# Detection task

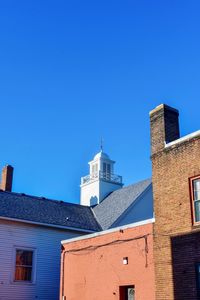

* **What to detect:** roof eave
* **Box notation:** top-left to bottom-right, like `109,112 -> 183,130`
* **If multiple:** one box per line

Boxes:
0,216 -> 97,233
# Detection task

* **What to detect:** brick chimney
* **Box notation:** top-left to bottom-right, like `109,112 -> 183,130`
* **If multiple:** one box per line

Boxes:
150,104 -> 180,156
1,165 -> 14,192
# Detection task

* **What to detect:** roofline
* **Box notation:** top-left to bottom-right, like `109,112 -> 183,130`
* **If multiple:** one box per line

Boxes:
61,217 -> 155,245
108,182 -> 152,229
165,130 -> 200,149
88,159 -> 115,164
0,216 -> 96,233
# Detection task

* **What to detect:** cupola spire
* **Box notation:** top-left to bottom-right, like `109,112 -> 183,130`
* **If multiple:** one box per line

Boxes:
100,137 -> 104,152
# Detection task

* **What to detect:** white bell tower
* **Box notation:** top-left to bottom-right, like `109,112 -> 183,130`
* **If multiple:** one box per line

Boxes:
80,150 -> 123,206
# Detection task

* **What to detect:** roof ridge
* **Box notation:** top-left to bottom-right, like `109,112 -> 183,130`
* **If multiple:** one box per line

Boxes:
109,183 -> 152,228
93,177 -> 153,230
121,178 -> 152,189
101,177 -> 152,199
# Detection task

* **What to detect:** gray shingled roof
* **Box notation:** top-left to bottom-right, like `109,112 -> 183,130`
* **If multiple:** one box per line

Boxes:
93,178 -> 152,230
0,191 -> 101,232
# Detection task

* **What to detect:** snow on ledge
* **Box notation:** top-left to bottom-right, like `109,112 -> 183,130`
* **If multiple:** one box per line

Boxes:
165,130 -> 200,149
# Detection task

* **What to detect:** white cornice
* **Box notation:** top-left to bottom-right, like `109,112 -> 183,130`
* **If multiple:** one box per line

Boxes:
165,130 -> 200,149
61,218 -> 155,245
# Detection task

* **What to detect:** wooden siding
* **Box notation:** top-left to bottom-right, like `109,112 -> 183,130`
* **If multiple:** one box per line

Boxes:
0,219 -> 83,300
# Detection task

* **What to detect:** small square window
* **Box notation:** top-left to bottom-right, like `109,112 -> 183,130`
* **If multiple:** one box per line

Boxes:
14,248 -> 35,283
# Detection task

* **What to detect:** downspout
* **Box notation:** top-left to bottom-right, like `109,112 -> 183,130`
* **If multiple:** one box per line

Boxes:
61,246 -> 66,300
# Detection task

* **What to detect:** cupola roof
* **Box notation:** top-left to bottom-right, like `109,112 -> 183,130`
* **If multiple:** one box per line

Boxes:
93,151 -> 110,160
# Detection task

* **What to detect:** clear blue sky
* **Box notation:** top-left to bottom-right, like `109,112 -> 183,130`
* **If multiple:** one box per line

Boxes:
0,0 -> 200,203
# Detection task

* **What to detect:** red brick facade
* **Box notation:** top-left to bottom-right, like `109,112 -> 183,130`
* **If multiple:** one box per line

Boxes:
150,104 -> 200,300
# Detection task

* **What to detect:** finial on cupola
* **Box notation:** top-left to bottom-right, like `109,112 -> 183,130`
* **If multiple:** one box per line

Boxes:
100,137 -> 104,152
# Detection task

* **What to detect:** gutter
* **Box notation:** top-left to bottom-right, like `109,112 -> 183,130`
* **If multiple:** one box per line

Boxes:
61,217 -> 155,244
165,130 -> 200,149
0,216 -> 96,233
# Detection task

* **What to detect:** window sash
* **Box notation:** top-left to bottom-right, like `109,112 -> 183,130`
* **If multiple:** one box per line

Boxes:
126,287 -> 135,300
195,200 -> 200,222
16,250 -> 33,266
14,249 -> 34,282
15,266 -> 32,281
194,179 -> 200,201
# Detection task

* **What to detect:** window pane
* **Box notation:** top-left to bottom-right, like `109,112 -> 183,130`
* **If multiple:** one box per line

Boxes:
16,250 -> 33,266
120,286 -> 135,300
15,266 -> 32,281
127,288 -> 135,300
195,191 -> 200,201
195,200 -> 200,222
107,164 -> 111,174
194,179 -> 200,200
194,179 -> 200,190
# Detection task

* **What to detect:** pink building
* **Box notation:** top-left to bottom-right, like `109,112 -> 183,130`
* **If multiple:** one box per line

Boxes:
60,219 -> 155,300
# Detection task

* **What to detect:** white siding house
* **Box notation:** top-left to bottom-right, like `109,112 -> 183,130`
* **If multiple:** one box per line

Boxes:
0,219 -> 83,300
0,188 -> 101,300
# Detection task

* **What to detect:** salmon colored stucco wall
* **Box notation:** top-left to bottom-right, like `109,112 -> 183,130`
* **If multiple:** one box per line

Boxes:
60,222 -> 155,300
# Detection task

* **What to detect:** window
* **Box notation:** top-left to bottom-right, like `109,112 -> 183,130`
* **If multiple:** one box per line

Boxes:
120,286 -> 135,300
14,248 -> 35,282
103,163 -> 111,180
92,164 -> 98,178
191,177 -> 200,223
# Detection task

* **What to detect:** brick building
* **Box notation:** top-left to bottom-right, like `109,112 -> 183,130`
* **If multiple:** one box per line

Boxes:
61,103 -> 200,300
150,104 -> 200,300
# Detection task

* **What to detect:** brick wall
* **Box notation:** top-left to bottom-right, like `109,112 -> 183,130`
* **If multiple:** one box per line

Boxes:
150,104 -> 200,300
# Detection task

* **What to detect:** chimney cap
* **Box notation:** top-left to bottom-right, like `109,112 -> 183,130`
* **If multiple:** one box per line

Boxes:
149,104 -> 179,116
4,164 -> 13,169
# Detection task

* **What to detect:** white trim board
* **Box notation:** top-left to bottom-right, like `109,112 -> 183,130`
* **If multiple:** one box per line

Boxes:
165,130 -> 200,149
0,216 -> 95,233
61,218 -> 155,245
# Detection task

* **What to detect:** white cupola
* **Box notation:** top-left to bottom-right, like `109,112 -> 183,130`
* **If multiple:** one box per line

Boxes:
80,150 -> 123,206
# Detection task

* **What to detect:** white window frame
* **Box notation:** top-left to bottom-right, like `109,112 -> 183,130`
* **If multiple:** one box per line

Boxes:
11,246 -> 37,285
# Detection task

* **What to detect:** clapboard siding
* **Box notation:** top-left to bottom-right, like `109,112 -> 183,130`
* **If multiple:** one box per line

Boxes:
0,219 -> 83,300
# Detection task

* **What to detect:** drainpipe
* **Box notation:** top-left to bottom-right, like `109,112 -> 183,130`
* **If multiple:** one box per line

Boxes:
61,246 -> 66,300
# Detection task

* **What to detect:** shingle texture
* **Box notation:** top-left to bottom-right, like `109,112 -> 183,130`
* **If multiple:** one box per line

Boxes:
93,178 -> 152,230
0,179 -> 152,232
0,191 -> 101,231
